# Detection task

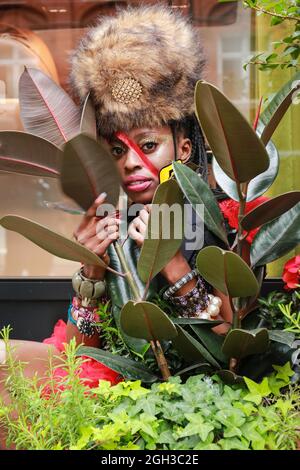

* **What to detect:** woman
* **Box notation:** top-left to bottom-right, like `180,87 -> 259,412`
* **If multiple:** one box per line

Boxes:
0,5 -> 231,405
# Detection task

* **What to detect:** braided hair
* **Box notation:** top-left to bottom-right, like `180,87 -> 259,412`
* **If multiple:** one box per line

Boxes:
170,115 -> 208,182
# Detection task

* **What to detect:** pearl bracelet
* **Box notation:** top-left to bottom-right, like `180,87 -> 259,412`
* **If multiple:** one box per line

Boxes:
166,275 -> 222,320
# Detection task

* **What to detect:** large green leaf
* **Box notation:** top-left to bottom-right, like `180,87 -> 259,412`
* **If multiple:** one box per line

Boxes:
19,67 -> 80,147
250,202 -> 300,267
61,133 -> 120,210
173,318 -> 224,326
241,191 -> 300,231
196,246 -> 259,298
0,131 -> 61,178
172,325 -> 221,368
195,81 -> 269,183
212,138 -> 279,202
106,238 -> 153,355
268,330 -> 295,348
191,325 -> 228,363
260,71 -> 300,145
222,328 -> 269,359
77,346 -> 158,383
80,93 -> 97,140
216,370 -> 244,385
0,215 -> 107,268
172,161 -> 228,245
137,179 -> 184,283
120,300 -> 177,342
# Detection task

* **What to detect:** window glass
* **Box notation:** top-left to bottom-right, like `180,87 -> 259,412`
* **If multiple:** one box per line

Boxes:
0,1 -> 297,277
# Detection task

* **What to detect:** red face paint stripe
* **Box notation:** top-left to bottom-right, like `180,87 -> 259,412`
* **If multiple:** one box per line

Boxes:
115,131 -> 159,177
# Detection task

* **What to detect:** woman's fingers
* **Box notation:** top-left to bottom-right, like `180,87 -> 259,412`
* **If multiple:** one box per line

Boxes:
128,220 -> 145,247
138,207 -> 150,225
73,192 -> 108,237
77,216 -> 120,244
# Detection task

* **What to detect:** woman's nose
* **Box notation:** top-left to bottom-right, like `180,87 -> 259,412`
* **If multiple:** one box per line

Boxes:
124,148 -> 142,170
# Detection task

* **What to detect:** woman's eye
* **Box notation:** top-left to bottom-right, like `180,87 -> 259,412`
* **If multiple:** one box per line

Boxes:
111,146 -> 125,157
141,141 -> 158,153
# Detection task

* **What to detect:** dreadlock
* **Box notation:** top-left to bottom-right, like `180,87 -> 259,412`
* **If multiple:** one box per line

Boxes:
170,115 -> 208,182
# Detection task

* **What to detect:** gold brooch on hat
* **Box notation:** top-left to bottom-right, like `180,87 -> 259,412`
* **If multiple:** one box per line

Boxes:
111,77 -> 142,104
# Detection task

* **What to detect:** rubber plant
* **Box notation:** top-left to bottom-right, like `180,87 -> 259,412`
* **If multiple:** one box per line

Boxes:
0,68 -> 185,381
0,67 -> 300,383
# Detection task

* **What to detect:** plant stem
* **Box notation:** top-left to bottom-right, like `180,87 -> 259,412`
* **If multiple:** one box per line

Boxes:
113,240 -> 172,380
114,241 -> 141,301
151,340 -> 171,381
248,4 -> 299,22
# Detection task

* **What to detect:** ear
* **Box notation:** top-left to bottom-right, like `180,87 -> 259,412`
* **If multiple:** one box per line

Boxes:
177,136 -> 192,164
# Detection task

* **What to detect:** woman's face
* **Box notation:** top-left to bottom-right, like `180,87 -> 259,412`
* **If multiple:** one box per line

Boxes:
107,125 -> 192,204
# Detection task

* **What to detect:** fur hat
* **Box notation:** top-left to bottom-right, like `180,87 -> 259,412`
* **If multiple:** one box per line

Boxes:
70,4 -> 205,137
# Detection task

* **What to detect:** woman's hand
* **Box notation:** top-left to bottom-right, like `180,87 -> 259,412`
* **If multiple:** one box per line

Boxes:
128,205 -> 196,295
73,192 -> 121,279
128,204 -> 151,247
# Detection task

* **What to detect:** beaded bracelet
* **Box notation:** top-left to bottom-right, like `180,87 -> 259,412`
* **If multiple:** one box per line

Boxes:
167,275 -> 223,320
163,269 -> 198,300
68,296 -> 101,337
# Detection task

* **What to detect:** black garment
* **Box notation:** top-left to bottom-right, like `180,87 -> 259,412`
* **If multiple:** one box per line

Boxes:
153,200 -> 225,292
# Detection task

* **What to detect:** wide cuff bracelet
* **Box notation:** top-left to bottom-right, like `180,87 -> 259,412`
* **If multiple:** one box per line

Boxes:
72,266 -> 106,304
162,269 -> 198,300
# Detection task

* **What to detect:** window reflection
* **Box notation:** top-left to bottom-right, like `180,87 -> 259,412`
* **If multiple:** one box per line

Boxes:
0,1 -> 278,277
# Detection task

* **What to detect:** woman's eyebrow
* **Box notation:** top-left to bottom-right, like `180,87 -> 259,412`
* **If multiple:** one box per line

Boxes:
133,130 -> 162,138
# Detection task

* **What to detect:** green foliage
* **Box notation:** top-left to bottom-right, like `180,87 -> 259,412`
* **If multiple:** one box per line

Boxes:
242,0 -> 300,71
258,289 -> 300,335
197,246 -> 260,297
0,332 -> 299,450
120,300 -> 178,341
137,179 -> 184,283
278,292 -> 300,335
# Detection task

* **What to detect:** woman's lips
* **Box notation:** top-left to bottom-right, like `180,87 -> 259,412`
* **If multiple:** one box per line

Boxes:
125,180 -> 152,192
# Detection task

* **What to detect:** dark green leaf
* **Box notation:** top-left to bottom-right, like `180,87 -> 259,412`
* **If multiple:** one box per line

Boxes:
268,330 -> 295,348
0,131 -> 61,178
77,346 -> 158,383
172,325 -> 221,368
0,215 -> 107,267
195,81 -> 269,183
173,318 -> 224,326
191,325 -> 228,363
222,328 -> 269,359
197,246 -> 259,298
80,93 -> 97,140
260,71 -> 300,145
215,370 -> 244,385
120,300 -> 178,341
212,138 -> 279,201
175,363 -> 212,376
172,161 -> 228,245
61,133 -> 120,210
137,179 -> 184,283
241,191 -> 300,231
250,202 -> 300,266
106,238 -> 152,355
19,67 -> 80,147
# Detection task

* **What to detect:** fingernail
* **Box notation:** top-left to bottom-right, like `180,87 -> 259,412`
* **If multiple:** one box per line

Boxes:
96,192 -> 107,202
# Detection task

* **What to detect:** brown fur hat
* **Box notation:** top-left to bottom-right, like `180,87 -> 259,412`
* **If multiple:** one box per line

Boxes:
70,4 -> 205,137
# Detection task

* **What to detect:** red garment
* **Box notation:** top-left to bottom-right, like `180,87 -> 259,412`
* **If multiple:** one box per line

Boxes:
43,319 -> 121,388
218,196 -> 269,244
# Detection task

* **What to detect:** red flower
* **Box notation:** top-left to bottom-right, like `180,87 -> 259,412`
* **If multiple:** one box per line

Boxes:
219,196 -> 269,244
42,320 -> 121,393
282,255 -> 300,290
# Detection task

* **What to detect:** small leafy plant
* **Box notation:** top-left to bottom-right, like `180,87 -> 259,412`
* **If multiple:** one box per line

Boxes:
227,0 -> 300,71
0,327 -> 299,451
